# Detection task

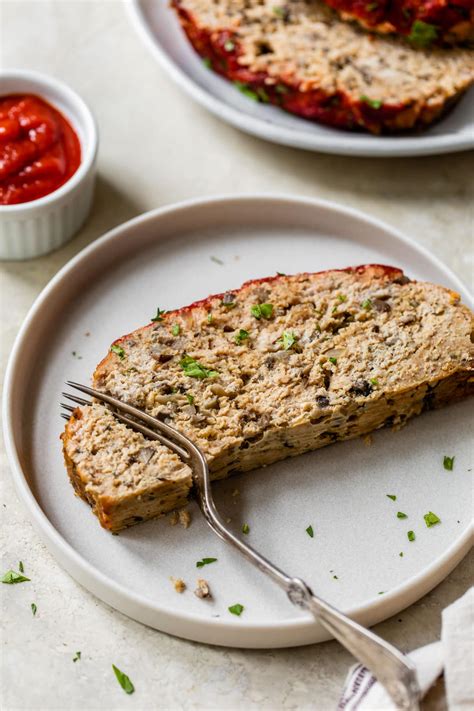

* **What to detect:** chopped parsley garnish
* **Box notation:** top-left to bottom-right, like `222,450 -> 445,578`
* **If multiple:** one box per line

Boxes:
228,603 -> 244,616
443,456 -> 455,471
210,255 -> 224,265
19,561 -> 24,573
180,356 -> 218,379
278,330 -> 298,351
73,651 -> 81,662
251,303 -> 274,320
399,552 -> 404,557
361,299 -> 372,310
276,271 -> 286,276
407,531 -> 415,542
397,512 -> 408,519
234,329 -> 249,345
220,299 -> 236,309
224,40 -> 235,52
202,57 -> 212,69
186,393 -> 195,404
111,344 -> 125,359
370,378 -> 379,386
408,20 -> 438,47
306,525 -> 314,538
337,294 -> 347,303
242,523 -> 250,535
171,323 -> 180,336
378,591 -> 385,595
386,494 -> 397,501
207,312 -> 213,323
424,511 -> 441,527
196,557 -> 218,568
328,357 -> 337,365
151,307 -> 166,322
360,95 -> 382,110
112,664 -> 135,694
31,603 -> 37,615
2,569 -> 30,584
333,575 -> 339,580
234,81 -> 260,102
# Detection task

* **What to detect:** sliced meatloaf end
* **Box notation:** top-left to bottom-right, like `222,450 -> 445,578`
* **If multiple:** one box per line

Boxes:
320,0 -> 474,45
63,265 -> 474,531
171,0 -> 474,134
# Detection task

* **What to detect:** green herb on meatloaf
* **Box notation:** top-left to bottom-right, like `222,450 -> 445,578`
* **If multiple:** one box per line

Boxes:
234,81 -> 260,102
151,307 -> 166,322
110,344 -> 125,359
251,303 -> 274,320
180,356 -> 218,379
408,20 -> 438,47
171,323 -> 180,336
360,95 -> 382,110
277,330 -> 298,351
112,665 -> 135,694
224,40 -> 235,52
234,329 -> 250,345
329,357 -> 338,365
361,299 -> 373,310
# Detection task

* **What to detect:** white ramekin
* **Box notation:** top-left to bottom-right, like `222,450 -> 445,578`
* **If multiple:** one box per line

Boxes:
0,70 -> 98,260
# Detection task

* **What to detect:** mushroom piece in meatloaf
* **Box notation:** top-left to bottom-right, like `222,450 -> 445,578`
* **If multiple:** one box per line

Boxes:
62,265 -> 474,532
171,0 -> 474,133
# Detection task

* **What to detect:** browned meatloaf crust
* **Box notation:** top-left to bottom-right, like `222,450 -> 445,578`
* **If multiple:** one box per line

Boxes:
171,0 -> 474,134
321,0 -> 474,45
62,265 -> 474,532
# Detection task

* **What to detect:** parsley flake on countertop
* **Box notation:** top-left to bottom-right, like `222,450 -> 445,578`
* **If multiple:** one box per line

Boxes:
443,456 -> 455,471
73,651 -> 81,662
110,344 -> 125,359
180,356 -> 218,379
397,512 -> 408,519
306,525 -> 314,538
228,603 -> 244,616
234,329 -> 249,345
242,523 -> 250,535
386,494 -> 397,501
424,511 -> 441,527
196,557 -> 218,568
31,603 -> 37,615
112,664 -> 135,694
151,307 -> 166,322
251,303 -> 274,320
2,569 -> 30,584
407,531 -> 415,542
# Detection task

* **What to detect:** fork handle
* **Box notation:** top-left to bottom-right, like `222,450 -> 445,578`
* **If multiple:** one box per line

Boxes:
287,578 -> 420,710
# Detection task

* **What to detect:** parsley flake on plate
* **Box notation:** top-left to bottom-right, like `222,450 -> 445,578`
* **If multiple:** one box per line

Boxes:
386,494 -> 397,501
180,356 -> 218,379
242,523 -> 250,535
210,255 -> 224,265
397,512 -> 408,519
228,603 -> 244,616
202,57 -> 212,69
110,344 -> 125,359
19,561 -> 24,573
306,525 -> 314,538
407,531 -> 415,542
73,651 -> 81,662
31,603 -> 37,616
112,664 -> 135,694
251,303 -> 274,320
2,569 -> 30,584
443,456 -> 455,471
196,557 -> 218,568
151,307 -> 166,322
424,511 -> 441,527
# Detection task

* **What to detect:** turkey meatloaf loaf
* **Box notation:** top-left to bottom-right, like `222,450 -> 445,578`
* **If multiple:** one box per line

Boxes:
62,265 -> 474,532
171,0 -> 474,133
321,0 -> 474,45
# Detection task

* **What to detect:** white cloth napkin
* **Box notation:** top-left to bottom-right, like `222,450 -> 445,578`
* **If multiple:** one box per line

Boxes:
338,587 -> 473,710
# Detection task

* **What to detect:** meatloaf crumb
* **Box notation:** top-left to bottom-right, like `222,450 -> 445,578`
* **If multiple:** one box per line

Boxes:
194,579 -> 212,598
171,0 -> 474,133
171,577 -> 187,593
63,265 -> 473,532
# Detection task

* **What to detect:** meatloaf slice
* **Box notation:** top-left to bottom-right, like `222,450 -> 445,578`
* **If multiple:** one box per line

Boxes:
171,0 -> 474,133
320,0 -> 474,45
63,265 -> 474,532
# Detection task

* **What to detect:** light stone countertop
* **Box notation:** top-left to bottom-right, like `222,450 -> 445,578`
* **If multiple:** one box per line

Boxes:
1,2 -> 473,709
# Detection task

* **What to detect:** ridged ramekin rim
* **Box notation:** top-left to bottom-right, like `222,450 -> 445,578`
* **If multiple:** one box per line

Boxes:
0,68 -> 98,214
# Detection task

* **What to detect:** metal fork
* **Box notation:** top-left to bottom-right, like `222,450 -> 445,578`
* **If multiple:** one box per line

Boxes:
62,381 -> 420,710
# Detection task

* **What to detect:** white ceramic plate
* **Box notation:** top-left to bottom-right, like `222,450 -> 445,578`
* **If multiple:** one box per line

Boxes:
4,195 -> 473,648
127,0 -> 474,158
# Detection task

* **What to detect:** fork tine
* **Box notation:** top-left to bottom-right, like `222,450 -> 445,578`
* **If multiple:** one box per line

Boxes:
66,381 -> 194,455
60,414 -> 70,420
62,392 -> 91,407
61,403 -> 76,413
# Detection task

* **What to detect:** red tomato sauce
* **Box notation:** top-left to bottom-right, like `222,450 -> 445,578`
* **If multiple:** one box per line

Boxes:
0,94 -> 81,205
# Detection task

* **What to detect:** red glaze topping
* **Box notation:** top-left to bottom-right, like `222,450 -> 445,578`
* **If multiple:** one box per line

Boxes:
0,94 -> 81,205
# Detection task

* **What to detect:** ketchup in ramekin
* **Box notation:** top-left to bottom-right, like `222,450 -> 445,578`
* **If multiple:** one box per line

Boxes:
0,94 -> 81,205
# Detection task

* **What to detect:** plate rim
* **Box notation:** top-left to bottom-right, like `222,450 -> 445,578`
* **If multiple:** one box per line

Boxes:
126,0 -> 474,158
3,193 -> 473,648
